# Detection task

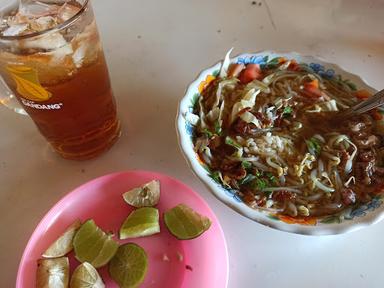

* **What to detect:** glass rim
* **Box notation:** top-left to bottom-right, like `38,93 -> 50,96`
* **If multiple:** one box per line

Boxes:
0,0 -> 90,41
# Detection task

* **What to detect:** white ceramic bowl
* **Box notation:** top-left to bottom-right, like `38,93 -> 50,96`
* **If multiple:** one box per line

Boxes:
176,51 -> 384,235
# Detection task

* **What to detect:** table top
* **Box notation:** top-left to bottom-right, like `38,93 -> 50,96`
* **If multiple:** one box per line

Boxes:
1,0 -> 384,287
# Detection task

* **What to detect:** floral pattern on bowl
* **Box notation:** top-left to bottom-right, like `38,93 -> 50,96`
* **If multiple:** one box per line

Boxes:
177,51 -> 383,235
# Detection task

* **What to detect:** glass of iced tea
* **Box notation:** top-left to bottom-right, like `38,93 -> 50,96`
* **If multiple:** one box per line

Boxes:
0,0 -> 120,160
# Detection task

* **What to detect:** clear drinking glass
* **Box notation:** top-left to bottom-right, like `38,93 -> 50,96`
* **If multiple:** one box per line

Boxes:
0,0 -> 120,160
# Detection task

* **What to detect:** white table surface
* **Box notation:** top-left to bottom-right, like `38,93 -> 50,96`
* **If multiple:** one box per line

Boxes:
1,0 -> 384,287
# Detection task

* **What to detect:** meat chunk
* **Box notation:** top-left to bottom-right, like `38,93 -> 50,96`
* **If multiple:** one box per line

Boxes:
232,118 -> 258,136
348,121 -> 366,133
355,161 -> 375,185
208,135 -> 221,150
358,150 -> 376,162
220,160 -> 247,180
341,188 -> 356,206
354,135 -> 380,149
272,190 -> 296,202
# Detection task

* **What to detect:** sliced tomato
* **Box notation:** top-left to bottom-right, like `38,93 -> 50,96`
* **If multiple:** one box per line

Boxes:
355,89 -> 371,100
287,60 -> 300,71
302,79 -> 322,98
371,108 -> 383,120
238,64 -> 263,84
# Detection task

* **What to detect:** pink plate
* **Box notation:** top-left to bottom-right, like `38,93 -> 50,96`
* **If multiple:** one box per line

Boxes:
16,170 -> 228,288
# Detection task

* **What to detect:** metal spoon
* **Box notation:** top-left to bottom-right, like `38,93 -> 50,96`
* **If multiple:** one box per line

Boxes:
337,89 -> 384,119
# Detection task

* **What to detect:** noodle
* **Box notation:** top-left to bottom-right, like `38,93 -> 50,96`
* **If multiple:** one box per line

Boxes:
192,55 -> 384,218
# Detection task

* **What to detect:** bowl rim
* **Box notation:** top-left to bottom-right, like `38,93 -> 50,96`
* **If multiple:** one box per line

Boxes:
176,49 -> 383,235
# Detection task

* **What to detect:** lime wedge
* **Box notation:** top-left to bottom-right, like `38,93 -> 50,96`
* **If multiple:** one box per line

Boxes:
70,262 -> 105,288
123,180 -> 160,207
73,219 -> 119,268
36,257 -> 69,288
109,243 -> 148,288
42,219 -> 81,258
119,207 -> 160,239
164,204 -> 212,240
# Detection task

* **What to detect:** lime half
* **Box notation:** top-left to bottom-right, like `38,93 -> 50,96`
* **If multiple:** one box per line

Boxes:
123,180 -> 160,207
164,204 -> 212,240
109,243 -> 148,288
119,207 -> 160,239
42,219 -> 81,258
70,262 -> 105,288
36,257 -> 69,288
73,219 -> 119,268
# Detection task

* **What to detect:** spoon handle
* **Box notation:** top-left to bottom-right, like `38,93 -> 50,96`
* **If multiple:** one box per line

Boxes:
340,89 -> 384,118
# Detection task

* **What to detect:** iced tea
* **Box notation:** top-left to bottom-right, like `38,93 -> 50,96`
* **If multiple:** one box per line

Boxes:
0,0 -> 120,160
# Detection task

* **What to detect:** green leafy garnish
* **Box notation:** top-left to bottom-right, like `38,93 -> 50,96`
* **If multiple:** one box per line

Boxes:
214,120 -> 222,135
282,106 -> 293,118
253,178 -> 268,190
345,81 -> 357,91
239,170 -> 278,191
202,128 -> 213,138
260,57 -> 281,70
265,172 -> 278,184
241,161 -> 252,170
306,137 -> 322,156
225,137 -> 241,149
210,171 -> 222,184
263,190 -> 273,198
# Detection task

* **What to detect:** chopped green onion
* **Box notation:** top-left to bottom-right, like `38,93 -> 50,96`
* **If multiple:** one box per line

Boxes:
214,120 -> 222,135
265,172 -> 278,184
263,191 -> 273,198
282,106 -> 293,117
225,136 -> 242,149
202,128 -> 213,138
306,137 -> 322,156
210,171 -> 222,184
253,178 -> 268,190
255,170 -> 262,177
241,161 -> 252,170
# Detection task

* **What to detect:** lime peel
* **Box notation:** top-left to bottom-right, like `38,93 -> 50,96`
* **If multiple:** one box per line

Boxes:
42,219 -> 81,258
123,180 -> 160,207
73,219 -> 119,268
164,204 -> 211,240
119,207 -> 160,239
70,262 -> 105,288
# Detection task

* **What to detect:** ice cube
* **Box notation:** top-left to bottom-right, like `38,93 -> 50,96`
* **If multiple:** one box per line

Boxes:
72,42 -> 86,68
2,23 -> 28,36
30,16 -> 57,31
71,21 -> 100,67
18,1 -> 60,18
50,42 -> 73,61
21,32 -> 69,50
57,3 -> 80,22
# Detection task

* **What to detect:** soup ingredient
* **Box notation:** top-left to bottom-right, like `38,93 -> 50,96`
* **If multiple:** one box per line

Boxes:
109,243 -> 148,288
70,262 -> 105,288
192,50 -> 384,218
73,220 -> 118,268
119,207 -> 160,239
123,180 -> 161,207
42,220 -> 81,258
36,257 -> 69,288
164,204 -> 211,240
